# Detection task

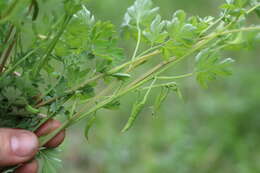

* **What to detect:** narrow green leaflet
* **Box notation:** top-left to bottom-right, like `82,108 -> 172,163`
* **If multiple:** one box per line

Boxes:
84,115 -> 96,140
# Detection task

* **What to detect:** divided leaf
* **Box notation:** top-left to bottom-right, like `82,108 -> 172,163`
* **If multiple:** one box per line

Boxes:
122,0 -> 159,27
195,49 -> 235,88
143,15 -> 168,44
37,148 -> 62,173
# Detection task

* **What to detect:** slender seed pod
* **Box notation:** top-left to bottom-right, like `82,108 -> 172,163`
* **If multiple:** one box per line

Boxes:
152,87 -> 170,117
121,78 -> 156,132
121,101 -> 145,132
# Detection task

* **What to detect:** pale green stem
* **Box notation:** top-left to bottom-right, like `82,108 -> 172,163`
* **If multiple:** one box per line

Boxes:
129,22 -> 142,70
0,49 -> 37,79
247,3 -> 260,14
157,72 -> 193,80
140,81 -> 177,90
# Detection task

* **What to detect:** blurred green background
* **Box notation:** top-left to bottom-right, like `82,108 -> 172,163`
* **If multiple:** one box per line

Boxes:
60,0 -> 260,173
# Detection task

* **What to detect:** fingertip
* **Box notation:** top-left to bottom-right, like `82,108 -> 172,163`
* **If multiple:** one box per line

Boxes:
35,119 -> 65,148
0,129 -> 39,167
15,159 -> 38,173
45,130 -> 65,148
35,119 -> 62,136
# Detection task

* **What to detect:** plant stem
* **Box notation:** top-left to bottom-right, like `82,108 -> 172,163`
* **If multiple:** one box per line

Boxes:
218,26 -> 260,35
0,49 -> 37,79
0,0 -> 19,23
199,16 -> 225,37
157,72 -> 193,80
35,23 -> 260,139
39,120 -> 70,147
32,14 -> 72,78
247,3 -> 260,14
36,50 -> 161,108
129,22 -> 142,70
140,81 -> 177,90
0,37 -> 16,72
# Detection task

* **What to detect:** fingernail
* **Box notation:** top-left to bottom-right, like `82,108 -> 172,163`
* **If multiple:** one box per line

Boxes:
11,132 -> 38,157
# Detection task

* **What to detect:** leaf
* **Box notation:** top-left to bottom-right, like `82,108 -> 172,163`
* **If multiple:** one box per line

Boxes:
163,10 -> 200,59
143,14 -> 168,44
2,87 -> 23,104
91,21 -> 125,67
166,10 -> 187,37
122,0 -> 159,27
37,148 -> 62,173
84,115 -> 96,140
55,6 -> 95,56
195,49 -> 235,88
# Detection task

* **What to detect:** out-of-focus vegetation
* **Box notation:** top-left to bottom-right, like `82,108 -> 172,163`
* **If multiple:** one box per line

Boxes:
60,0 -> 260,173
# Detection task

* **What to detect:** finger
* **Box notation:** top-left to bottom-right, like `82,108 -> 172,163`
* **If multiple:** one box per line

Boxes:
0,128 -> 38,167
15,159 -> 38,173
35,119 -> 65,148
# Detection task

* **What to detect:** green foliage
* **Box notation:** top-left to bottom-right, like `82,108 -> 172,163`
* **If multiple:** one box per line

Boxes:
37,148 -> 62,173
195,48 -> 235,88
84,115 -> 96,140
152,87 -> 170,117
0,0 -> 260,172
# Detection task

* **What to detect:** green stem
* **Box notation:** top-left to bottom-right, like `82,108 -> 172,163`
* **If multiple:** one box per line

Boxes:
35,21 -> 260,139
140,81 -> 177,90
31,113 -> 55,132
218,26 -> 260,35
247,3 -> 260,14
32,14 -> 72,78
0,37 -> 16,72
54,24 -> 260,124
129,22 -> 142,70
199,16 -> 224,37
37,65 -> 65,102
53,4 -> 260,110
36,50 -> 161,108
0,49 -> 37,79
75,23 -> 260,123
39,120 -> 70,147
0,0 -> 19,23
157,72 -> 193,80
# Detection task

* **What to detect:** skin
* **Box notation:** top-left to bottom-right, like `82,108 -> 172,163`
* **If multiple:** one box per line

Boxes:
0,119 -> 65,173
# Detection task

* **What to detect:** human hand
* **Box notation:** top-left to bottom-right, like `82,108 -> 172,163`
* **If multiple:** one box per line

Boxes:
0,119 -> 65,173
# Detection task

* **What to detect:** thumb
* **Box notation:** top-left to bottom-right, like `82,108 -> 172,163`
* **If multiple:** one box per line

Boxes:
0,128 -> 39,167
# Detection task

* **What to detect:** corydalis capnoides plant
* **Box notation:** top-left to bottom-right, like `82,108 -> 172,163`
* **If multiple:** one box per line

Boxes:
0,0 -> 260,172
